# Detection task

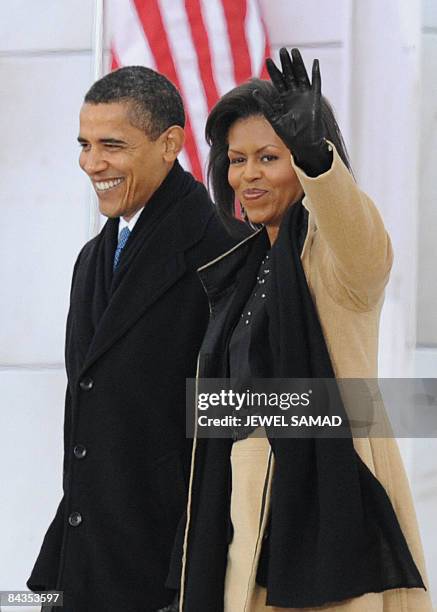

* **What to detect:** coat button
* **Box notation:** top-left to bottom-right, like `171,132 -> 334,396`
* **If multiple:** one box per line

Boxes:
79,377 -> 94,391
73,444 -> 87,459
68,512 -> 82,527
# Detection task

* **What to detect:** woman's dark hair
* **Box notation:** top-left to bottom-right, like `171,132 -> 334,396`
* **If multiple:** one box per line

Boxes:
205,78 -> 352,229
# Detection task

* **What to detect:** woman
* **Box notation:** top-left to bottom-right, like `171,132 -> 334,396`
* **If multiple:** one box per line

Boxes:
172,49 -> 432,611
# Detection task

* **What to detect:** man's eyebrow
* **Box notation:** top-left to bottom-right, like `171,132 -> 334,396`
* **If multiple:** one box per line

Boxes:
77,136 -> 128,145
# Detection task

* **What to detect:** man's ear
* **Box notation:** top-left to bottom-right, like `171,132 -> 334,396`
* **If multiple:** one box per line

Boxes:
162,125 -> 185,162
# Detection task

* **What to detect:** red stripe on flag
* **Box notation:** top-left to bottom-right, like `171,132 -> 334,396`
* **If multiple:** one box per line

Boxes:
185,0 -> 220,110
133,0 -> 203,179
110,45 -> 120,71
222,0 -> 252,84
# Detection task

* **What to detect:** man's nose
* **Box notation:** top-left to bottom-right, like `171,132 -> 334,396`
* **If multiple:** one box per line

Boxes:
81,149 -> 108,175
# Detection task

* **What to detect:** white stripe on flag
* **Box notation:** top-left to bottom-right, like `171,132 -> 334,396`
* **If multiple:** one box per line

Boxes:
178,148 -> 191,174
159,0 -> 210,176
245,0 -> 266,76
108,0 -> 156,68
200,0 -> 236,96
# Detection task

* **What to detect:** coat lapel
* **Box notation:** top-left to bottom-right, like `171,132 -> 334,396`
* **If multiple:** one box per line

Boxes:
79,200 -> 213,376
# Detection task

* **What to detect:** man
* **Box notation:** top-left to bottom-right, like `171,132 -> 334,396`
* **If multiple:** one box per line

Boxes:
27,66 -> 243,612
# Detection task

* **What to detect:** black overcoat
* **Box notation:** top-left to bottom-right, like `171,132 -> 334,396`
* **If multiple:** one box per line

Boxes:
27,162 -> 244,612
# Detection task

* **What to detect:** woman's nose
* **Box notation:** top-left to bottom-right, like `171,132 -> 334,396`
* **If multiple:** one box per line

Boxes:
242,159 -> 262,181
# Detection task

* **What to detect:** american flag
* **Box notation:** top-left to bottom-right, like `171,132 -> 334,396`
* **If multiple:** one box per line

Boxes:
106,0 -> 270,181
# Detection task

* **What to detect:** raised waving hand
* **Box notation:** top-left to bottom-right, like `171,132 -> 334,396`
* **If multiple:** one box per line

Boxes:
254,48 -> 333,176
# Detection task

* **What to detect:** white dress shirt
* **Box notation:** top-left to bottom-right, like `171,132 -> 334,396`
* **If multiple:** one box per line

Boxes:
118,207 -> 144,237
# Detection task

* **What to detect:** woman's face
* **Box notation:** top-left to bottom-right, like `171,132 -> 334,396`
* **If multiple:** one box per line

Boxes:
227,115 -> 303,242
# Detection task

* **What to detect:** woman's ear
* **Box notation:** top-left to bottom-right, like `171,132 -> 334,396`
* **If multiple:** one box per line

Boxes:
162,125 -> 185,162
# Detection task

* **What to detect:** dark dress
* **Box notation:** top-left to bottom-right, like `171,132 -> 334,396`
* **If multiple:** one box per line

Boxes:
228,250 -> 272,440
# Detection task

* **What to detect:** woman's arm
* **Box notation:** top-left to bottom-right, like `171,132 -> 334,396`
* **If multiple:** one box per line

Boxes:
257,47 -> 393,308
292,142 -> 393,308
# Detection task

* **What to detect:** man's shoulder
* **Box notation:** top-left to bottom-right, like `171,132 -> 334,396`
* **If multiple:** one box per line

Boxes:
72,227 -> 108,273
172,170 -> 250,263
189,209 -> 251,267
76,232 -> 101,261
202,211 -> 250,245
175,172 -> 245,233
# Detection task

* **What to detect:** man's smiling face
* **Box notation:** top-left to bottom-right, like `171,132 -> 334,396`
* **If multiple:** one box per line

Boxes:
78,101 -> 170,220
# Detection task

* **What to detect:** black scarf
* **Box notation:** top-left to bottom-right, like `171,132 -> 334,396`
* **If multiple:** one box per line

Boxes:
252,202 -> 425,607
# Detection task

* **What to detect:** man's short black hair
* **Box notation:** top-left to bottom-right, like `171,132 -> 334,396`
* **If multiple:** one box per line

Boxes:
84,66 -> 185,140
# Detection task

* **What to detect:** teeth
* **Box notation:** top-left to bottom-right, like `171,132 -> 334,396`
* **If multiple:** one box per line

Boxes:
95,178 -> 124,191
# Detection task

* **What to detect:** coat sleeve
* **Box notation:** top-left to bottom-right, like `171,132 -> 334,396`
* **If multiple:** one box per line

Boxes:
292,142 -> 394,310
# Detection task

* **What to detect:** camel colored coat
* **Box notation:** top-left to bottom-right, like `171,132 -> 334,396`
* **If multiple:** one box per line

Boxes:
180,146 -> 433,611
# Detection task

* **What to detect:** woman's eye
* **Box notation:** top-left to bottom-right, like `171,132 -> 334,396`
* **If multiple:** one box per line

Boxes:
229,157 -> 244,165
261,154 -> 278,162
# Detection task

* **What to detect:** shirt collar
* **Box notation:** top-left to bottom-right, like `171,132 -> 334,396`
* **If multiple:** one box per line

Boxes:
118,207 -> 144,236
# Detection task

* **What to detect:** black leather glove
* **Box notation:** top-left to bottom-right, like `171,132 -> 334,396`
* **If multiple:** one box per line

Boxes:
254,47 -> 333,177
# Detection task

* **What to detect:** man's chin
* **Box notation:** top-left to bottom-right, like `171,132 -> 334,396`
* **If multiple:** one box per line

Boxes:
97,200 -> 120,218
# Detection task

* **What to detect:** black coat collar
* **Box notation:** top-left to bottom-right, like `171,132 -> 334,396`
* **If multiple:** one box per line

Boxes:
197,208 -> 309,312
197,228 -> 263,309
69,162 -> 217,380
